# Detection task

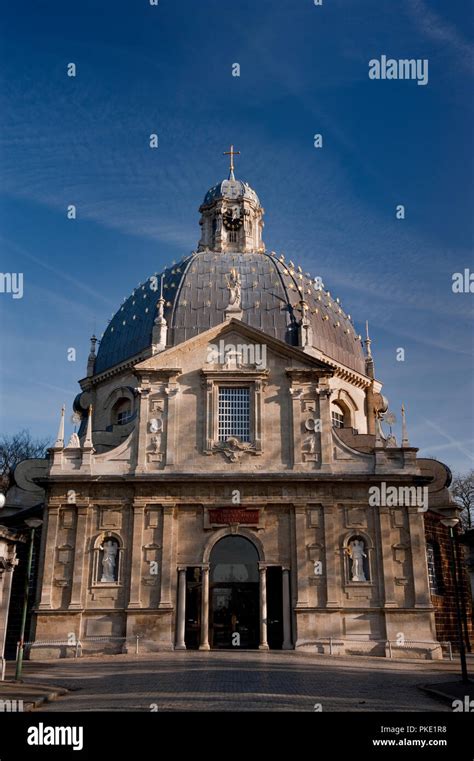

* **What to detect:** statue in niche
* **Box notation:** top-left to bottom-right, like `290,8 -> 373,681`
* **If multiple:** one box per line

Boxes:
348,539 -> 367,582
100,540 -> 118,582
151,434 -> 161,454
226,268 -> 241,309
67,489 -> 76,504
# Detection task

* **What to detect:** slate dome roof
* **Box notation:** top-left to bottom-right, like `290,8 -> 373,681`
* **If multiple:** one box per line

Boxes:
95,250 -> 366,375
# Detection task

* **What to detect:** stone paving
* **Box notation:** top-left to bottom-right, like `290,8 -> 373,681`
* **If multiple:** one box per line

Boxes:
6,651 -> 463,712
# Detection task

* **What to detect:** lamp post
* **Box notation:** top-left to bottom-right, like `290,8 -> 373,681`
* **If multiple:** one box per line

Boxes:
440,516 -> 470,684
14,518 -> 42,681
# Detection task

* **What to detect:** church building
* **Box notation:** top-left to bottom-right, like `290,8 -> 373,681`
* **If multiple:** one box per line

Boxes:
16,149 -> 464,658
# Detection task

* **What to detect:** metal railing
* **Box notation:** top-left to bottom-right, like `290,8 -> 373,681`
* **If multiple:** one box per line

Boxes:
19,635 -> 141,658
386,639 -> 452,660
299,637 -> 452,659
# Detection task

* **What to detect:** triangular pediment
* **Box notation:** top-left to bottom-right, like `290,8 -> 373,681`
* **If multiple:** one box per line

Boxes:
135,318 -> 334,373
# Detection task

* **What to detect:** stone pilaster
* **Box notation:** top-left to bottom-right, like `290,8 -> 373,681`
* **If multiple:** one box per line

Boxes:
158,506 -> 175,609
323,505 -> 341,608
289,388 -> 303,467
408,508 -> 431,608
68,503 -> 90,610
293,506 -> 309,608
318,380 -> 333,468
37,506 -> 60,610
135,382 -> 151,473
378,507 -> 397,608
127,501 -> 145,609
165,382 -> 179,466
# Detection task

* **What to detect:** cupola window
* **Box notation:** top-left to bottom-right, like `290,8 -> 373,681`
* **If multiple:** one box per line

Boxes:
112,398 -> 133,426
332,410 -> 344,429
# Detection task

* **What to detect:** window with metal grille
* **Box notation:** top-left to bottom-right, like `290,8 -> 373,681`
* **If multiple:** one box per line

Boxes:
426,542 -> 442,595
218,387 -> 250,442
332,410 -> 344,429
228,231 -> 237,243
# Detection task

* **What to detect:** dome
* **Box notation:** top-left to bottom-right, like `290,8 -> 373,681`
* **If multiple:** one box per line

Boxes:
94,251 -> 366,375
202,178 -> 260,207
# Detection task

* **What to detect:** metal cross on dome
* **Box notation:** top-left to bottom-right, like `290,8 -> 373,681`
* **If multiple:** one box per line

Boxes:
223,144 -> 240,180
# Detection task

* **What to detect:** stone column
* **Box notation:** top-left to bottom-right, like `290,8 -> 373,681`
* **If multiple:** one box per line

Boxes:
199,565 -> 210,650
379,507 -> 397,608
37,506 -> 60,610
175,567 -> 187,650
282,567 -> 292,649
127,501 -> 145,609
408,508 -> 431,608
68,504 -> 90,610
259,564 -> 269,650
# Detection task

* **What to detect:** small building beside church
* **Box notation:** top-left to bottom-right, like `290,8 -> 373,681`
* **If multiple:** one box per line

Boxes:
14,154 -> 470,659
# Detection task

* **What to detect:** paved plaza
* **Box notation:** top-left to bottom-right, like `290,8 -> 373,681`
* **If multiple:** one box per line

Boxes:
9,651 -> 464,712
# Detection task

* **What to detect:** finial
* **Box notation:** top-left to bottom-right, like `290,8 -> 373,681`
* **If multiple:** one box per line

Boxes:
155,274 -> 166,323
89,334 -> 97,356
223,144 -> 240,180
401,402 -> 410,447
87,335 -> 98,377
365,320 -> 372,359
152,275 -> 168,353
83,404 -> 94,449
54,404 -> 65,449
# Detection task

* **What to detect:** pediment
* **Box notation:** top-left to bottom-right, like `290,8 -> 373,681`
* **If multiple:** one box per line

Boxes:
135,318 -> 334,373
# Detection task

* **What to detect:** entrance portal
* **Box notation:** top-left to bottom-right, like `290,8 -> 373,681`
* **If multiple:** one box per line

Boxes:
209,536 -> 259,649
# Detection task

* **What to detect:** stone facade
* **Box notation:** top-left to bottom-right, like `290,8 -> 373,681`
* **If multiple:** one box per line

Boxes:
15,169 -> 463,659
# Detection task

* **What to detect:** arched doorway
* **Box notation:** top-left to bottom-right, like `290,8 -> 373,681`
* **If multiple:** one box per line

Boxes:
209,536 -> 259,649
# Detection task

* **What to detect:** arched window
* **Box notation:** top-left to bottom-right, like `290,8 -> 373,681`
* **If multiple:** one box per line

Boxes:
331,401 -> 349,429
210,535 -> 259,583
93,535 -> 122,585
426,541 -> 443,595
112,397 -> 133,426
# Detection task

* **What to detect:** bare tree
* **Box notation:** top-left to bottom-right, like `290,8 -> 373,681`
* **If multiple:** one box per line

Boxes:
451,470 -> 474,530
0,429 -> 50,492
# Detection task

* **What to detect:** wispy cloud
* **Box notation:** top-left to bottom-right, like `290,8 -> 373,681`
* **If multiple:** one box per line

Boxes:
0,237 -> 117,308
423,419 -> 474,462
406,0 -> 474,73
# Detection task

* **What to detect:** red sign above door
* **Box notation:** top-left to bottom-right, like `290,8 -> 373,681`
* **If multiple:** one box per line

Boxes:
208,508 -> 260,526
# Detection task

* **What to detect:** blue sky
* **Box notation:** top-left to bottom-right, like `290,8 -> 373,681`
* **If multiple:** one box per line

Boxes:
0,0 -> 473,473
